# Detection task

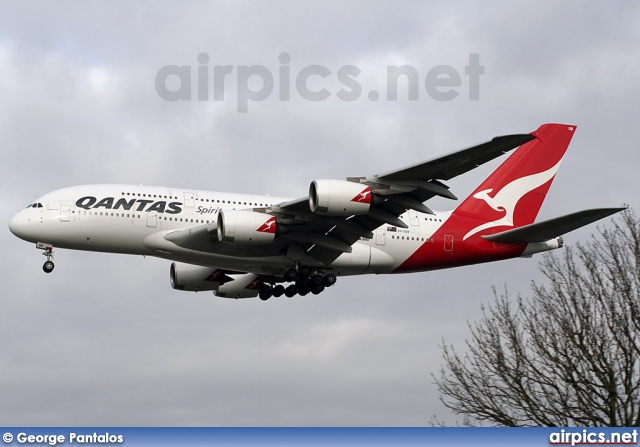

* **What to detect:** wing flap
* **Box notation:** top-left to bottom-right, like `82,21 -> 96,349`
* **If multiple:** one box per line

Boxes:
280,232 -> 353,253
482,208 -> 626,244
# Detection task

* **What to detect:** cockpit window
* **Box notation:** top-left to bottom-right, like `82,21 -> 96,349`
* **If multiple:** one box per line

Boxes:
25,203 -> 43,209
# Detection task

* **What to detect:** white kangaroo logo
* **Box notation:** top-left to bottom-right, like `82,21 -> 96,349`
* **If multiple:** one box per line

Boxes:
463,159 -> 563,240
353,189 -> 371,203
258,217 -> 276,232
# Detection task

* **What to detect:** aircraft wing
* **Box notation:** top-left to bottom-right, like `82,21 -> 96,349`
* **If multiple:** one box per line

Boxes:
159,132 -> 535,265
271,132 -> 535,265
374,134 -> 535,181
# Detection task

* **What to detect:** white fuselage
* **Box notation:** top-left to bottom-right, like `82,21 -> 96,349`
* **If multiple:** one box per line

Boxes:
9,184 -> 452,278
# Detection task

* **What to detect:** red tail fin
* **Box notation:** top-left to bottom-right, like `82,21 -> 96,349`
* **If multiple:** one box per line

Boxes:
454,123 -> 576,239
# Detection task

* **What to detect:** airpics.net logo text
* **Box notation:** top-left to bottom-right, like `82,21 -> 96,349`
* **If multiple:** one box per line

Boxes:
155,52 -> 483,112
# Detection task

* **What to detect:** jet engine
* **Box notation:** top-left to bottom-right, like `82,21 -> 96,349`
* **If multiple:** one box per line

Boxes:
216,210 -> 277,245
170,262 -> 225,292
214,273 -> 262,298
309,179 -> 372,216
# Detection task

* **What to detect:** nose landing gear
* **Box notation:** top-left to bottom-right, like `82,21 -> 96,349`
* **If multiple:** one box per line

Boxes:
37,242 -> 55,273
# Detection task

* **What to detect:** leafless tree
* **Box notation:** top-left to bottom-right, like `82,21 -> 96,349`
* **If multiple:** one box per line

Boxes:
434,208 -> 640,426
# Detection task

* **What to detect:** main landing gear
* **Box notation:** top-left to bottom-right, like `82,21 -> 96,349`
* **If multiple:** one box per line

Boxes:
259,267 -> 337,301
38,243 -> 55,273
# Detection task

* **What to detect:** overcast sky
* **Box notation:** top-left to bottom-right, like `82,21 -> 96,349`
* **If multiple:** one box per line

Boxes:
2,1 -> 639,426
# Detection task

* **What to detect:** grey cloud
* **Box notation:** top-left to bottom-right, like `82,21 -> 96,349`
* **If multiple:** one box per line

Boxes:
1,0 -> 638,426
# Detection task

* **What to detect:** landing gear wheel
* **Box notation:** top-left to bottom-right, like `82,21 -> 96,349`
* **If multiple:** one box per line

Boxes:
297,279 -> 311,296
284,268 -> 298,282
272,285 -> 285,298
43,261 -> 55,273
300,265 -> 312,277
323,273 -> 337,287
311,283 -> 325,295
285,285 -> 297,298
259,285 -> 272,301
310,275 -> 323,286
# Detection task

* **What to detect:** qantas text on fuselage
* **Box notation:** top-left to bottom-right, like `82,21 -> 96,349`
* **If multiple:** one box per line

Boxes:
75,196 -> 183,214
9,124 -> 624,300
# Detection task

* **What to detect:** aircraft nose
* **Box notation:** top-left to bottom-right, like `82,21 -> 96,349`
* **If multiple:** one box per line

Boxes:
9,213 -> 18,235
9,211 -> 27,239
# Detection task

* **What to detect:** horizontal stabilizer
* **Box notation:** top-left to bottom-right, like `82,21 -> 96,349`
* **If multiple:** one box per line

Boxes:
482,207 -> 626,244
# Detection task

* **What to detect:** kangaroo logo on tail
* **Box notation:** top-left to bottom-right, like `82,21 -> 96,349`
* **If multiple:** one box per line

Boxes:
463,159 -> 563,240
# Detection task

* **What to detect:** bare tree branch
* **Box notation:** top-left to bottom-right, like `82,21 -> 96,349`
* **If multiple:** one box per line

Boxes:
434,208 -> 640,426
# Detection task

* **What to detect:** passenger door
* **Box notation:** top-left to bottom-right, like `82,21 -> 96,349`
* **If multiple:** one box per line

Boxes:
60,205 -> 71,222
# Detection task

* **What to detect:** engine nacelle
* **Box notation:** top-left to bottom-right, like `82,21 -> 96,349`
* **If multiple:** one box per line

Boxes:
309,179 -> 372,216
170,262 -> 224,292
216,210 -> 277,245
214,273 -> 262,298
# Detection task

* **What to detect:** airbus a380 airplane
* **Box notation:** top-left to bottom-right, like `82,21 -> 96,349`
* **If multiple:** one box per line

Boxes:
9,124 -> 623,300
